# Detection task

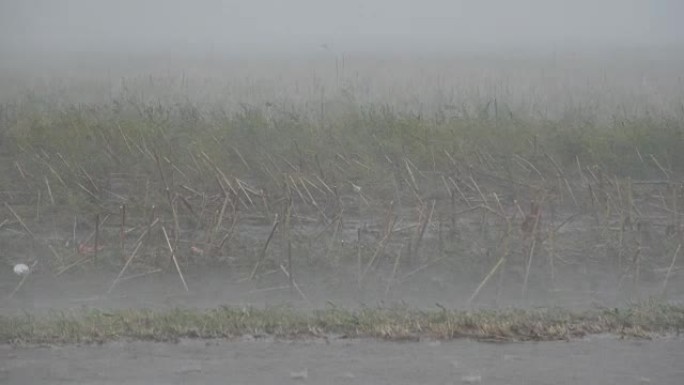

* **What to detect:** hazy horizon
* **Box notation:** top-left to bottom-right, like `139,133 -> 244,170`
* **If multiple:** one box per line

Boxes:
1,0 -> 683,55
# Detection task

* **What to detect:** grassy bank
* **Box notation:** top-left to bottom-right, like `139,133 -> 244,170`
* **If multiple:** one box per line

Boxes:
1,302 -> 683,344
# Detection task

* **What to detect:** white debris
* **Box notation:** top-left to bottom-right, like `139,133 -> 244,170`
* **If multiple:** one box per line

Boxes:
339,372 -> 356,379
290,368 -> 308,380
13,263 -> 30,276
461,374 -> 482,384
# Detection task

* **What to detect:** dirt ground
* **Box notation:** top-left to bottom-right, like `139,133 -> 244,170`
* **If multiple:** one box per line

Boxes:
2,336 -> 683,385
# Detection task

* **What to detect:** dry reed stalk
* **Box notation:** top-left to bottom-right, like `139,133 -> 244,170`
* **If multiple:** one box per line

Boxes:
35,191 -> 40,221
301,176 -> 326,196
449,177 -> 471,207
259,163 -> 279,190
44,176 -> 55,205
230,145 -> 251,170
469,221 -> 513,305
107,239 -> 144,294
120,204 -> 126,259
492,192 -> 506,216
413,199 -> 435,261
385,245 -> 405,297
405,157 -> 425,179
521,202 -> 542,300
297,177 -> 317,207
669,182 -> 679,236
214,194 -> 231,237
404,158 -> 423,204
650,154 -> 671,179
284,198 -> 294,295
249,214 -> 280,280
75,181 -> 99,201
4,202 -> 36,239
116,123 -> 133,153
411,202 -> 426,249
202,151 -> 241,198
279,264 -> 311,305
360,212 -> 397,284
170,197 -> 181,247
397,255 -> 449,285
469,175 -> 488,207
216,201 -> 240,252
289,175 -> 308,205
321,211 -> 344,263
513,154 -> 545,180
178,195 -> 198,220
44,162 -> 67,187
356,228 -> 363,286
633,244 -> 642,299
259,187 -> 272,219
617,246 -> 642,295
545,152 -> 578,208
575,156 -> 589,199
14,161 -> 28,181
94,214 -> 100,262
661,243 -> 681,298
443,149 -> 457,167
351,158 -> 371,171
314,174 -> 335,196
56,255 -> 92,276
448,181 -> 457,240
187,150 -> 205,178
547,225 -> 557,292
300,177 -> 329,223
236,178 -> 256,208
278,154 -> 299,172
469,254 -> 506,306
161,225 -> 189,292
154,152 -> 177,218
72,215 -> 78,253
79,165 -> 100,194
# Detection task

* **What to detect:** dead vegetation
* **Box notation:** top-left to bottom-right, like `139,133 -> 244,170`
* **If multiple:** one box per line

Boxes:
1,96 -> 683,306
0,53 -> 683,314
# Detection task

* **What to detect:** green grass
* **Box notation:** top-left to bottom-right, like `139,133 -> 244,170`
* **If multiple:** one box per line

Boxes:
1,301 -> 683,344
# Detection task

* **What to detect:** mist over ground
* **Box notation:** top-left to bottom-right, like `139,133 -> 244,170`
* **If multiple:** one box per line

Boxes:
1,0 -> 682,54
1,1 -> 683,119
2,2 -> 684,384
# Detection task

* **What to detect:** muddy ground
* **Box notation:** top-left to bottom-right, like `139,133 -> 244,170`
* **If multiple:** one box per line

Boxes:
2,177 -> 683,385
2,336 -> 683,385
2,261 -> 683,315
2,265 -> 683,385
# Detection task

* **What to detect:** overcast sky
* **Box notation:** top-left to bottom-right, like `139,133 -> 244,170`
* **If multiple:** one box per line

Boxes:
1,0 -> 682,53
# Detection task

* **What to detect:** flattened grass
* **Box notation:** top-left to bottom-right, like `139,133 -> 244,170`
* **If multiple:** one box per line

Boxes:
1,301 -> 682,344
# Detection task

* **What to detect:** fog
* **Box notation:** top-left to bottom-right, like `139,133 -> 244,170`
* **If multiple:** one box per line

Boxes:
2,3 -> 684,384
1,0 -> 682,55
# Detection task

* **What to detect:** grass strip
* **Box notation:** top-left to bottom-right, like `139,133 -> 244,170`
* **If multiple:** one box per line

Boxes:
1,301 -> 683,344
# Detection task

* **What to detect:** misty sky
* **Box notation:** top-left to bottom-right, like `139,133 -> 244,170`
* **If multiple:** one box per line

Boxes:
1,0 -> 682,53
